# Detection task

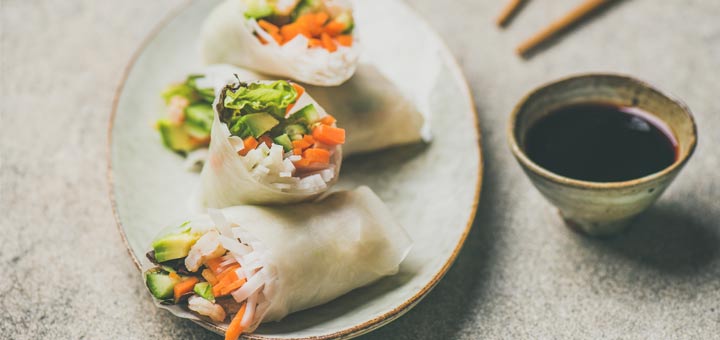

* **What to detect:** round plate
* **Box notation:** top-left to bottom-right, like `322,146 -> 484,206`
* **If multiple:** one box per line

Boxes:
108,0 -> 482,338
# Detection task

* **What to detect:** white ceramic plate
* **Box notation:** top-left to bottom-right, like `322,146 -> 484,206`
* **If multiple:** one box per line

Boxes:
109,0 -> 482,338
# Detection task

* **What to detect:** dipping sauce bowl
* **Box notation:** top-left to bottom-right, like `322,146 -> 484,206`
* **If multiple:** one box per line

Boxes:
508,74 -> 698,236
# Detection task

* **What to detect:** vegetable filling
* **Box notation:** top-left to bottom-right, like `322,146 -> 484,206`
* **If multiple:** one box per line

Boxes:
217,79 -> 345,192
144,218 -> 272,340
244,0 -> 355,52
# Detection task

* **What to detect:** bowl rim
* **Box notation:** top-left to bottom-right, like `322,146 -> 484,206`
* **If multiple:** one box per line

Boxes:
106,0 -> 484,339
507,72 -> 698,190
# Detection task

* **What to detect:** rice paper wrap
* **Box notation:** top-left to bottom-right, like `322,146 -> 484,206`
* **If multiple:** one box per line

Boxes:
143,186 -> 412,333
201,0 -> 360,86
304,63 -> 427,155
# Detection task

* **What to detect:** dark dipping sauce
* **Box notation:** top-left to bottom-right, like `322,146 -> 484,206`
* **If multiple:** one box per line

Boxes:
525,103 -> 678,182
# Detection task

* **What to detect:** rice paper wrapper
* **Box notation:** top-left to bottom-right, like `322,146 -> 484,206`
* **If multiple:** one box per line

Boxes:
199,83 -> 342,207
303,63 -> 427,155
201,0 -> 360,86
142,186 -> 412,333
195,64 -> 427,158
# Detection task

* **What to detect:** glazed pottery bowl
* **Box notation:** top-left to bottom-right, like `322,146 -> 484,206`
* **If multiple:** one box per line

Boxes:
508,74 -> 697,236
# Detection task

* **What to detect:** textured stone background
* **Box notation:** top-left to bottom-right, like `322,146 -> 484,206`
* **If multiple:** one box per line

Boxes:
1,0 -> 719,339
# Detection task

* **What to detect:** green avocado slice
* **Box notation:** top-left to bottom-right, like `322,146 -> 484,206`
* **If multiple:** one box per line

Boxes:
151,229 -> 201,263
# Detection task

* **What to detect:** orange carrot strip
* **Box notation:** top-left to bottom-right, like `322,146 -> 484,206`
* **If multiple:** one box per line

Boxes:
336,34 -> 353,47
239,136 -> 259,156
280,23 -> 301,42
324,20 -> 345,37
258,20 -> 280,34
312,125 -> 345,145
315,12 -> 329,26
294,14 -> 316,36
270,32 -> 283,44
204,257 -> 225,274
294,13 -> 312,27
202,269 -> 219,285
321,33 -> 337,52
212,272 -> 238,297
306,14 -> 324,36
293,148 -> 303,156
292,139 -> 311,150
220,278 -> 247,295
319,115 -> 336,125
216,264 -> 241,283
225,303 -> 247,340
293,158 -> 312,169
291,83 -> 305,99
303,148 -> 330,164
212,282 -> 226,297
174,277 -> 199,302
302,134 -> 315,145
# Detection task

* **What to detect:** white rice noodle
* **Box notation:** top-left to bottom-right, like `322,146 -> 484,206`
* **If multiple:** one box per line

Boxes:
231,269 -> 267,303
282,158 -> 295,173
297,174 -> 327,192
218,256 -> 237,268
215,226 -> 273,332
240,292 -> 258,328
207,209 -> 233,238
273,183 -> 292,191
251,299 -> 272,331
233,266 -> 247,281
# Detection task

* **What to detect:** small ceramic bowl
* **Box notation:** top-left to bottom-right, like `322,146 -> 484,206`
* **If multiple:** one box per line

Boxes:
508,74 -> 698,236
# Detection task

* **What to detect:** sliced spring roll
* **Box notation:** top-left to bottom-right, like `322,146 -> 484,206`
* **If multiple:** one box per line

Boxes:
156,65 -> 426,166
201,0 -> 360,86
200,77 -> 345,207
143,187 -> 412,338
155,75 -> 215,154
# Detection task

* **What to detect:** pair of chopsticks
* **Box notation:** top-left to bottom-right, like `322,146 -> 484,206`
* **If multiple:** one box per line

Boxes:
497,0 -> 613,57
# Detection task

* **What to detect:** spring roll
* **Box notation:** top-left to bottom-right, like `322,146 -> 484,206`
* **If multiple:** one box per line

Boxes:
201,0 -> 360,86
155,65 -> 425,167
143,186 -> 412,338
155,75 -> 215,155
200,77 -> 344,207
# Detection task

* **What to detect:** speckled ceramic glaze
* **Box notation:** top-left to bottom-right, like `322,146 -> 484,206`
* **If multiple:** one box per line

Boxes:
508,74 -> 697,236
109,0 -> 482,338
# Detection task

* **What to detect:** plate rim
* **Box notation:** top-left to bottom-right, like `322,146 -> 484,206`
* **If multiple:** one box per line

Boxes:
106,0 -> 484,338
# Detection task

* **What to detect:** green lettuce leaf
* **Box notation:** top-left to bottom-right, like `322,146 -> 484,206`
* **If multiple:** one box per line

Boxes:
223,80 -> 298,119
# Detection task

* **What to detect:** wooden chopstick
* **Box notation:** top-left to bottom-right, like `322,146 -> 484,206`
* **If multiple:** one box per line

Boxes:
516,0 -> 611,57
496,0 -> 526,27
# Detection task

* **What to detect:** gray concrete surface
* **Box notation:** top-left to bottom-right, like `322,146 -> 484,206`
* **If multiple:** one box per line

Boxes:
1,0 -> 719,339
